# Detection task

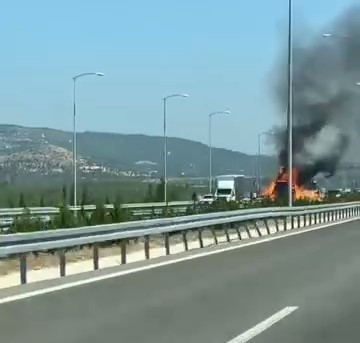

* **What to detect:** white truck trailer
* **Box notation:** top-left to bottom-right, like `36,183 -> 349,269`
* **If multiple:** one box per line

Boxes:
214,174 -> 257,202
214,174 -> 245,202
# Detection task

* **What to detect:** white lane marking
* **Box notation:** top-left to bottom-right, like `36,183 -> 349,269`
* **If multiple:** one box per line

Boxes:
227,306 -> 298,343
0,217 -> 357,304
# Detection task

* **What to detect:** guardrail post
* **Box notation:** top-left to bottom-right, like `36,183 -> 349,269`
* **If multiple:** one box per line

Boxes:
59,250 -> 66,277
121,240 -> 127,264
225,225 -> 231,243
235,224 -> 242,240
19,254 -> 27,285
274,218 -> 279,232
291,215 -> 294,229
245,222 -> 252,238
93,245 -> 99,270
296,215 -> 300,228
164,232 -> 170,255
182,231 -> 188,251
212,227 -> 219,245
264,219 -> 271,235
283,217 -> 288,231
198,229 -> 204,248
254,221 -> 262,236
144,235 -> 150,259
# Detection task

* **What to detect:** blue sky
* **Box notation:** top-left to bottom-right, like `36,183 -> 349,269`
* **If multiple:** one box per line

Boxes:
2,0 -> 357,153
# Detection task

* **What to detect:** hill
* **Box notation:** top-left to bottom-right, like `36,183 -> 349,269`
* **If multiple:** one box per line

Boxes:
0,124 -> 277,183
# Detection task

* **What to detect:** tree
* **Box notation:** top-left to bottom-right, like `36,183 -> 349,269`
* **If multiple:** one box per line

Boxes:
39,194 -> 45,207
91,203 -> 107,225
69,183 -> 74,207
81,186 -> 90,206
155,178 -> 165,202
7,197 -> 14,208
144,184 -> 154,202
18,192 -> 26,208
62,185 -> 67,206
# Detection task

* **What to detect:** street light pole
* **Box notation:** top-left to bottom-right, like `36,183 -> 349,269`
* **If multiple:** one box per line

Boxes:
287,0 -> 293,207
208,111 -> 231,193
163,94 -> 189,204
73,78 -> 77,211
72,72 -> 104,211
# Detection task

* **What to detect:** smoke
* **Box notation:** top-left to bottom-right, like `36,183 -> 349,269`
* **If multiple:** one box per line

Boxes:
273,5 -> 360,185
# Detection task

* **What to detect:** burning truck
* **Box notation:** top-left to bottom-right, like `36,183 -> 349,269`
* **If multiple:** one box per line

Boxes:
262,167 -> 320,201
262,6 -> 360,201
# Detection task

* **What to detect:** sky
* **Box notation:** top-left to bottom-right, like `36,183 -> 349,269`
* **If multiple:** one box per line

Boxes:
2,0 -> 358,154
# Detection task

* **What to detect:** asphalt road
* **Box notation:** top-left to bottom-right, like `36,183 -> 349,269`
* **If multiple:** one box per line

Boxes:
1,220 -> 360,343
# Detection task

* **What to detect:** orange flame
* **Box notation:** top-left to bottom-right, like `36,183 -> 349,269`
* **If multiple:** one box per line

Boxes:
261,167 -> 320,201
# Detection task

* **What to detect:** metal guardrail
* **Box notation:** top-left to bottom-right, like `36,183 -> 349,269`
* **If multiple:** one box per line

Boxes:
0,203 -> 341,246
0,201 -> 194,218
1,202 -> 359,285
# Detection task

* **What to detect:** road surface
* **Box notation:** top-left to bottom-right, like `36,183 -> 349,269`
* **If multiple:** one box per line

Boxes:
1,219 -> 360,342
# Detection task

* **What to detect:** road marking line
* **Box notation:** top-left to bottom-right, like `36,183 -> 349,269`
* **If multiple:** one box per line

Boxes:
0,217 -> 357,304
226,306 -> 298,343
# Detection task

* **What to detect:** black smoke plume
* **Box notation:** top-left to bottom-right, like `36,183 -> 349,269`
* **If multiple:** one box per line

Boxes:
273,6 -> 360,186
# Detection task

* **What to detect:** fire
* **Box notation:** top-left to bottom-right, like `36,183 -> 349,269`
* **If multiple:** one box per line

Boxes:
261,167 -> 320,201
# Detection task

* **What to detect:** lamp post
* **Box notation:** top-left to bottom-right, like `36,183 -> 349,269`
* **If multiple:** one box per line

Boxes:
208,111 -> 231,193
287,0 -> 294,207
163,94 -> 189,204
72,72 -> 104,211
